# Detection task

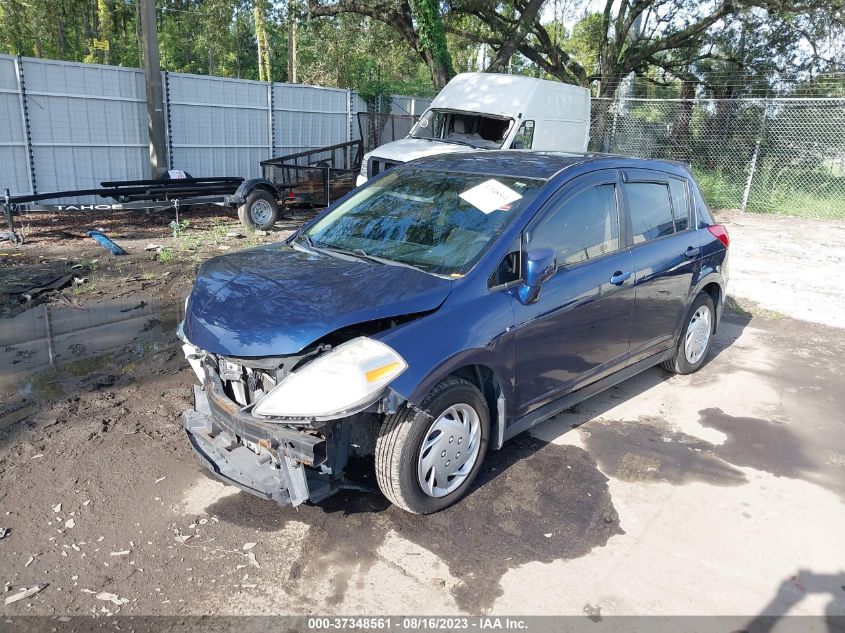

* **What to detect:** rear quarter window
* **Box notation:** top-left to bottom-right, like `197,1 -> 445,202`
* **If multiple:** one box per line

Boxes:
625,182 -> 675,243
669,177 -> 690,231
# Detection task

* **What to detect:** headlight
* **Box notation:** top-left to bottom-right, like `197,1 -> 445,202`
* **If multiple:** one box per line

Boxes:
252,337 -> 407,419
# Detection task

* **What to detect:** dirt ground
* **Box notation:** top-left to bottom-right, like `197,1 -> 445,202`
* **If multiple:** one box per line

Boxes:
0,206 -> 843,620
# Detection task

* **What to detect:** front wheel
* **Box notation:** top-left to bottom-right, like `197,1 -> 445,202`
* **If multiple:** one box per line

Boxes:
662,292 -> 716,374
375,377 -> 489,514
238,189 -> 279,231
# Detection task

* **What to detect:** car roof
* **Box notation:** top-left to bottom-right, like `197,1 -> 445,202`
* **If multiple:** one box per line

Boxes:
407,150 -> 692,181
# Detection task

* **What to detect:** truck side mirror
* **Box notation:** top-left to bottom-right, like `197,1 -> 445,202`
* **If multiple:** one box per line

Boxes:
517,248 -> 557,305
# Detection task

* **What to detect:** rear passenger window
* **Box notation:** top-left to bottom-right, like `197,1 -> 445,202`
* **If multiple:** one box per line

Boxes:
669,178 -> 690,231
528,184 -> 620,265
626,182 -> 675,243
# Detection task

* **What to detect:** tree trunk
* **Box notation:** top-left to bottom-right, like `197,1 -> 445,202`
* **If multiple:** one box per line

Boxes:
287,0 -> 297,83
254,0 -> 271,82
409,0 -> 453,90
589,77 -> 620,152
670,79 -> 696,161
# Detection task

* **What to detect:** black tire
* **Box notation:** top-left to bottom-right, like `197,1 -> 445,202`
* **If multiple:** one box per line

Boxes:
238,189 -> 279,230
662,291 -> 716,375
375,377 -> 490,514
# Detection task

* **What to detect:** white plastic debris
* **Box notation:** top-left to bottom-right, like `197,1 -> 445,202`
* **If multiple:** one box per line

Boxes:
242,542 -> 257,551
246,552 -> 260,569
155,476 -> 166,484
110,550 -> 130,556
64,518 -> 75,529
96,591 -> 128,606
24,555 -> 35,567
5,585 -> 45,605
53,503 -> 62,513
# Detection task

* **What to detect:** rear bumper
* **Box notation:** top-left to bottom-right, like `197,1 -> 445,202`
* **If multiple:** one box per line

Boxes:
182,383 -> 332,507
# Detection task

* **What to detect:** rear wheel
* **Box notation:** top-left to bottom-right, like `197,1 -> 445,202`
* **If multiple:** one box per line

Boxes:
662,292 -> 716,374
238,189 -> 279,230
375,377 -> 489,514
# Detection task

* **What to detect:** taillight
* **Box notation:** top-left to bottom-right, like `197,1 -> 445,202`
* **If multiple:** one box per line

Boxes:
708,224 -> 729,248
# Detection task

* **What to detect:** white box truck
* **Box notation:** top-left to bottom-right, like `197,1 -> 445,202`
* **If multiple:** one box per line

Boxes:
357,72 -> 591,185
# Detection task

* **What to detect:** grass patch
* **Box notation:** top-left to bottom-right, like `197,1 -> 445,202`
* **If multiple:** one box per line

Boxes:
692,166 -> 845,220
71,281 -> 97,296
725,295 -> 785,320
158,248 -> 177,263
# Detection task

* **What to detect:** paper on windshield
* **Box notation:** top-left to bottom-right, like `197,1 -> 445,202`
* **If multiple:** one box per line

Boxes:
459,179 -> 523,214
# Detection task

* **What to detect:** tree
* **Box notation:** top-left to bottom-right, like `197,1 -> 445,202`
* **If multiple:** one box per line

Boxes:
254,0 -> 272,80
306,0 -> 454,88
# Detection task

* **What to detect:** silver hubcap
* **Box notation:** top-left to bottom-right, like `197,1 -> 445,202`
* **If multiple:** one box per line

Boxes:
417,403 -> 482,498
684,305 -> 712,365
250,199 -> 272,225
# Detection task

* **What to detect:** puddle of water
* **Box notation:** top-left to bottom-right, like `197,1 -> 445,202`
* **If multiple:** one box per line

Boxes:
0,296 -> 182,424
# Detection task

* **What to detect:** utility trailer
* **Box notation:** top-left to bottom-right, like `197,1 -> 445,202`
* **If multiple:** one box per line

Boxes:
260,140 -> 362,208
2,174 -> 293,244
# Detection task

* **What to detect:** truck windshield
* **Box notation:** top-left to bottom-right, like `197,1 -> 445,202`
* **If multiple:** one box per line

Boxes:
410,110 -> 513,149
302,168 -> 543,276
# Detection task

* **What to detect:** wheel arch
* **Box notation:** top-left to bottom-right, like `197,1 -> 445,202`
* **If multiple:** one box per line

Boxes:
232,178 -> 280,204
446,364 -> 506,450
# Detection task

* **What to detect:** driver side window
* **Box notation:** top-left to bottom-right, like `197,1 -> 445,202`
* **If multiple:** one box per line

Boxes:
527,184 -> 620,266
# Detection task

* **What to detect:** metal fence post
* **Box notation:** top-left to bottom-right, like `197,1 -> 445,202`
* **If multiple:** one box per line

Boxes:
346,88 -> 352,144
268,81 -> 275,160
14,55 -> 36,194
608,99 -> 619,153
741,101 -> 768,212
163,70 -> 174,171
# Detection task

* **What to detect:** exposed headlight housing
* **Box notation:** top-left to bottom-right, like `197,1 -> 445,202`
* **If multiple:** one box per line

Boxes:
252,337 -> 407,419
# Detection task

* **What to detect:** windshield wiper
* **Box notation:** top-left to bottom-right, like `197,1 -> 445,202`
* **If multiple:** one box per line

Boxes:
291,232 -> 315,251
294,234 -> 434,274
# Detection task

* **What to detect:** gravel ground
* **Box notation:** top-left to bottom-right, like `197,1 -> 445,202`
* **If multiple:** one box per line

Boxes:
0,208 -> 843,619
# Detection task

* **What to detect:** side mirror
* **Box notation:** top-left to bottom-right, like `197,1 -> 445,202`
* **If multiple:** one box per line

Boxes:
517,248 -> 557,305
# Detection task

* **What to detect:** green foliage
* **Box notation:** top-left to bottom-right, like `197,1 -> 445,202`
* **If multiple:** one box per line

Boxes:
170,218 -> 190,238
409,0 -> 454,80
157,247 -> 177,263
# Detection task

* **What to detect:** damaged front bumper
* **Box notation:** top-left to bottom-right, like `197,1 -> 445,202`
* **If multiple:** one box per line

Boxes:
182,359 -> 402,507
182,363 -> 333,507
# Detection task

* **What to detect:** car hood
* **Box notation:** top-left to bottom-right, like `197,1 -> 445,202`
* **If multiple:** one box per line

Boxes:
368,137 -> 480,164
182,243 -> 452,357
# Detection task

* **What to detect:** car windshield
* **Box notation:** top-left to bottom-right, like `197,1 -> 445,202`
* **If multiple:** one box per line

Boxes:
409,110 -> 513,149
302,168 -> 544,276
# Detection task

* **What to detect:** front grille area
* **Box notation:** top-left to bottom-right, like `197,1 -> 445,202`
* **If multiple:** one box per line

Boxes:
368,158 -> 401,178
217,358 -> 277,407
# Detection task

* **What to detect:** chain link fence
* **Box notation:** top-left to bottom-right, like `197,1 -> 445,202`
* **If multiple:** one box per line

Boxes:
591,97 -> 845,217
356,112 -> 420,154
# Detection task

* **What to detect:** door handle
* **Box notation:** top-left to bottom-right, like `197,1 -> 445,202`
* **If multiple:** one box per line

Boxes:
609,271 -> 631,286
685,246 -> 701,259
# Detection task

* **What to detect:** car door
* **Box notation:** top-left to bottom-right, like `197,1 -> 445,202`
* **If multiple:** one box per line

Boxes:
621,170 -> 703,363
512,170 -> 636,418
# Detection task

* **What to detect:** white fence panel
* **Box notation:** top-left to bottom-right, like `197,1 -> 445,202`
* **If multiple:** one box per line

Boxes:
390,95 -> 431,116
0,55 -> 29,196
1,56 -> 430,203
273,84 -> 349,157
350,92 -> 369,141
22,58 -> 148,202
168,73 -> 270,178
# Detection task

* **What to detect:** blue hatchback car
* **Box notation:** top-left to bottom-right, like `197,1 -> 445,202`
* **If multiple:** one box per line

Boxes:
179,151 -> 729,514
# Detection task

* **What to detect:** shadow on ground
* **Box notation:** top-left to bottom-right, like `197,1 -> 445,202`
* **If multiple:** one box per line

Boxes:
207,433 -> 622,612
